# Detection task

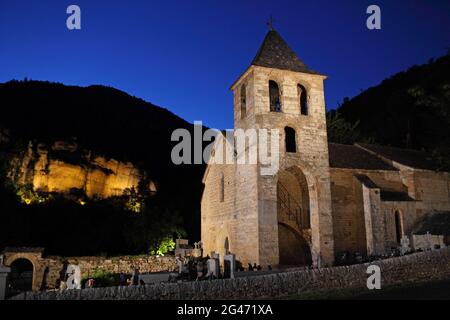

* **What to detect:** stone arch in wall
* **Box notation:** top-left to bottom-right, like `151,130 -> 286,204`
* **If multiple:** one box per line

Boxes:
4,249 -> 47,292
269,80 -> 282,112
8,258 -> 34,294
240,84 -> 247,119
297,84 -> 308,115
277,166 -> 313,266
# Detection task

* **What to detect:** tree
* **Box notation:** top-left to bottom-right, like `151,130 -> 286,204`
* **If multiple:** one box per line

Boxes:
326,111 -> 363,145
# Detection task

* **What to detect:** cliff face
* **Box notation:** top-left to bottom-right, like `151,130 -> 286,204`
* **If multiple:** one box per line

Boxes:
8,141 -> 156,199
0,80 -> 205,241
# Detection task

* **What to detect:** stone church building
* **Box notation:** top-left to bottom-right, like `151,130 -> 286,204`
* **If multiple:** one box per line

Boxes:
201,29 -> 450,268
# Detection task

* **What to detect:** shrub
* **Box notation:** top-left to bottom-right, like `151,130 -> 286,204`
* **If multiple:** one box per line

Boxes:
81,269 -> 117,288
150,236 -> 176,256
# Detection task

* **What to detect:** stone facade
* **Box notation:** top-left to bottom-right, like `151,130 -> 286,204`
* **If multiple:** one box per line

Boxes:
201,29 -> 450,269
329,154 -> 450,259
12,248 -> 450,300
202,63 -> 334,268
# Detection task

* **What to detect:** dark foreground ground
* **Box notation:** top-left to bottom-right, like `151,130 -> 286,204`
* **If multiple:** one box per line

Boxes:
282,279 -> 450,300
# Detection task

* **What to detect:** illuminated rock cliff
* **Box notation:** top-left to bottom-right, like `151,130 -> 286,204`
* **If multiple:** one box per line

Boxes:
8,141 -> 156,199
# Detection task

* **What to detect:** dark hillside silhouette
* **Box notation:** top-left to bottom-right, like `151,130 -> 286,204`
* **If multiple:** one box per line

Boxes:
328,54 -> 450,170
0,80 -> 205,255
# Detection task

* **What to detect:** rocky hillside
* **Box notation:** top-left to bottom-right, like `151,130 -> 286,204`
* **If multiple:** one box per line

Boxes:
0,80 -> 205,255
7,140 -> 157,201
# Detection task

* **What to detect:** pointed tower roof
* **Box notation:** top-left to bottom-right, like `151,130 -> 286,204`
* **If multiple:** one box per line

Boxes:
250,29 -> 322,75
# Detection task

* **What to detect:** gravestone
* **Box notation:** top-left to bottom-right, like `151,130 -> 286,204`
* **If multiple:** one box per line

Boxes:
206,253 -> 220,279
175,256 -> 184,275
224,254 -> 236,279
400,235 -> 411,255
426,232 -> 432,250
0,255 -> 11,300
192,241 -> 203,258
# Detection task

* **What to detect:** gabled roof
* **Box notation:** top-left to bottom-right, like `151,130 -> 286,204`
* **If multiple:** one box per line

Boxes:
328,143 -> 397,171
250,30 -> 322,75
356,143 -> 440,171
329,142 -> 444,172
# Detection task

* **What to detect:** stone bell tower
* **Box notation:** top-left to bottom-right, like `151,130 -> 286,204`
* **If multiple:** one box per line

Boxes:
230,29 -> 334,267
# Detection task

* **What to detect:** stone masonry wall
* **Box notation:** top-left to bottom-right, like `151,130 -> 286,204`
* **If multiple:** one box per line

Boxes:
330,169 -> 367,255
65,255 -> 177,277
251,66 -> 334,267
410,170 -> 450,219
12,247 -> 450,300
3,250 -> 176,291
201,162 -> 238,261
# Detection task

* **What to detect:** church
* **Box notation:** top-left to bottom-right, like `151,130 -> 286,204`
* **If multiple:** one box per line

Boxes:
201,29 -> 450,268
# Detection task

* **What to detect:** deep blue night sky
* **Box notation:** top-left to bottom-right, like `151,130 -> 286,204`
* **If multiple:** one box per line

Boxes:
1,0 -> 449,129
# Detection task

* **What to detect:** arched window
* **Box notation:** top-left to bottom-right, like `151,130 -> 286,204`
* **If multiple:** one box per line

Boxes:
285,127 -> 296,153
240,84 -> 246,119
298,84 -> 308,115
394,210 -> 403,243
269,80 -> 281,112
220,173 -> 225,202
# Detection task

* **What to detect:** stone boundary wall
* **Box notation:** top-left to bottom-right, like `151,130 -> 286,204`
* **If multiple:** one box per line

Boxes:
3,249 -> 176,291
64,255 -> 177,277
12,248 -> 450,300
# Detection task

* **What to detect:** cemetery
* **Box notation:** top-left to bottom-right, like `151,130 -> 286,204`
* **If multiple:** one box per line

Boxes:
1,234 -> 449,300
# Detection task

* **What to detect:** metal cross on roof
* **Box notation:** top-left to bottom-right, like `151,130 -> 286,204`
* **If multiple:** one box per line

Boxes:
267,15 -> 274,31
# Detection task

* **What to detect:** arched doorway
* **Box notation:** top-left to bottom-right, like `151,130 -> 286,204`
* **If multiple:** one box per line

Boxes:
9,258 -> 34,294
277,167 -> 312,266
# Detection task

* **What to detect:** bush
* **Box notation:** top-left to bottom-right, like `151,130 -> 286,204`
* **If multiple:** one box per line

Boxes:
15,183 -> 50,205
81,269 -> 117,288
150,236 -> 176,256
